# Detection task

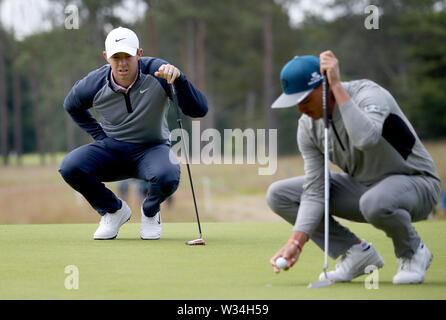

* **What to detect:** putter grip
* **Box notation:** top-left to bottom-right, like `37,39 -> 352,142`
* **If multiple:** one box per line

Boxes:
170,83 -> 182,120
323,76 -> 329,129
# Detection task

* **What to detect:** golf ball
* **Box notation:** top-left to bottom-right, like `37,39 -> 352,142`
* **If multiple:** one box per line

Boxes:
276,257 -> 288,269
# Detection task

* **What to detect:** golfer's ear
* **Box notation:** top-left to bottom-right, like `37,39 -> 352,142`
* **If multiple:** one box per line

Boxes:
103,51 -> 108,61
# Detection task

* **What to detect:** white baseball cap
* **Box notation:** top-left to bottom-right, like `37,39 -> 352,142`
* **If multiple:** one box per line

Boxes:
105,27 -> 139,58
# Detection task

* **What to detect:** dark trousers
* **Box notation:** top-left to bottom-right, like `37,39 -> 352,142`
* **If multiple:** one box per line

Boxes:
59,137 -> 180,217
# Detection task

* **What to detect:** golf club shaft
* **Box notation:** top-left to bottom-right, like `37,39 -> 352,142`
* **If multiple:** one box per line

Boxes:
170,83 -> 203,238
323,75 -> 330,275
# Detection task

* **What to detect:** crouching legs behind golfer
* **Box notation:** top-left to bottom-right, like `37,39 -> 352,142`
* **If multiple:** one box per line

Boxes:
59,137 -> 180,240
266,172 -> 440,284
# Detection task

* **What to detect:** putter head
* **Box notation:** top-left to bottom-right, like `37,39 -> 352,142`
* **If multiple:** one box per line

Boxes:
185,238 -> 206,246
307,279 -> 333,288
307,269 -> 333,288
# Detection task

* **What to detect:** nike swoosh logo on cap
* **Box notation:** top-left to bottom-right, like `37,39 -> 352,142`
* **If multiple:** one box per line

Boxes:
140,88 -> 149,94
115,38 -> 126,42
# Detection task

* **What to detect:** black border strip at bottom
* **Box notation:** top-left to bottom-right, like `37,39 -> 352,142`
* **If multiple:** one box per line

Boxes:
1,300 -> 444,317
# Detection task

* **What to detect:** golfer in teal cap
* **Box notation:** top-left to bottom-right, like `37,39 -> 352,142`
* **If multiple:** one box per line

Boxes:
267,51 -> 441,285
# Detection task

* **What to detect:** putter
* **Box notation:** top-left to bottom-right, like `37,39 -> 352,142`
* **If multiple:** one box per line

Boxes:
169,83 -> 205,246
307,75 -> 333,288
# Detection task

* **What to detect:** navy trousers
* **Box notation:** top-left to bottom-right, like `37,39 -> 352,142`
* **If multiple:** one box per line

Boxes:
59,137 -> 180,217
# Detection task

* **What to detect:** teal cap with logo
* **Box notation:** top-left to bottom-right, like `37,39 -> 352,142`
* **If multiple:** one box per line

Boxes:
271,55 -> 323,109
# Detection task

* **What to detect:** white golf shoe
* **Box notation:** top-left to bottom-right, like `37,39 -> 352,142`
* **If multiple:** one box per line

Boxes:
93,200 -> 131,240
140,208 -> 162,240
392,242 -> 433,285
319,240 -> 385,282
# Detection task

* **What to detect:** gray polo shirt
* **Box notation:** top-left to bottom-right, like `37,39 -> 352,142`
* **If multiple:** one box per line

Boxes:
294,79 -> 441,234
63,57 -> 208,144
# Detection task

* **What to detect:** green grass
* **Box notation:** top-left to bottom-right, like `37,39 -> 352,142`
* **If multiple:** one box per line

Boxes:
1,220 -> 445,300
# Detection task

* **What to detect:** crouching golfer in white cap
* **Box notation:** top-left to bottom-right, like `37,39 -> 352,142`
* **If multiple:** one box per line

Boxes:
267,51 -> 441,284
59,27 -> 207,240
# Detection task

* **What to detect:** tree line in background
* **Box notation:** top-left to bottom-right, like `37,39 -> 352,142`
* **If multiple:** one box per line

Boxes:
0,0 -> 445,166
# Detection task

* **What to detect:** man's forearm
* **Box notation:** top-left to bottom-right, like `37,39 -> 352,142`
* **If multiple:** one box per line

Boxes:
67,108 -> 106,140
175,76 -> 208,118
331,82 -> 350,107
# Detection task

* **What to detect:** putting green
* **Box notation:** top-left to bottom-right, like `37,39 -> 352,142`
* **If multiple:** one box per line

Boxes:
0,220 -> 445,299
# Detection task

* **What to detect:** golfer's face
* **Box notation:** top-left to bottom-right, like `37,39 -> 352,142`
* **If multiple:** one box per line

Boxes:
297,85 -> 323,120
106,51 -> 140,86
